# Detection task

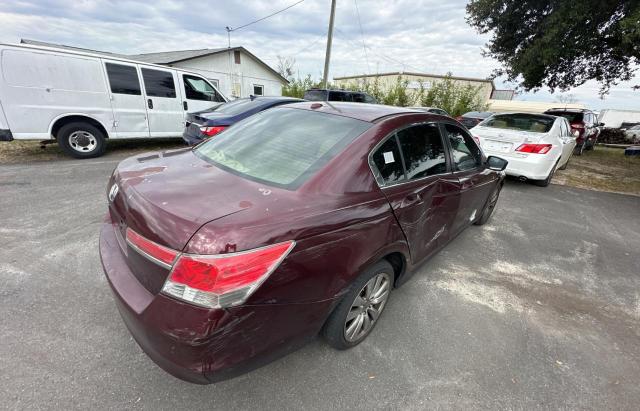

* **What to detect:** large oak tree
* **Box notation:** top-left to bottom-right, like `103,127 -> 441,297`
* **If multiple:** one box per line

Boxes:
466,0 -> 640,93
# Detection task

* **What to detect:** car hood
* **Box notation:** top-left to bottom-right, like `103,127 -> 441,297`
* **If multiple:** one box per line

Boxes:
110,148 -> 294,251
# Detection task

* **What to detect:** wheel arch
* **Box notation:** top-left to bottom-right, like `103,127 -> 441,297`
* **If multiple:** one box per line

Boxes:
49,114 -> 111,140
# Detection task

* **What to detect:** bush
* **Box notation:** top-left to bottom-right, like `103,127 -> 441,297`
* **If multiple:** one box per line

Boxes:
282,73 -> 488,116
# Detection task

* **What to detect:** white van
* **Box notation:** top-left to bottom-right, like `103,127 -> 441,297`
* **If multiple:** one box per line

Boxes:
0,43 -> 227,158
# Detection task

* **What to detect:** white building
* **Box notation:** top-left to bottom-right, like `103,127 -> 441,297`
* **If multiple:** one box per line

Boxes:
21,39 -> 288,99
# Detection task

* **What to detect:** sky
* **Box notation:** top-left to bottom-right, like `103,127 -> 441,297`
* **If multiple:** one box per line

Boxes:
0,0 -> 638,110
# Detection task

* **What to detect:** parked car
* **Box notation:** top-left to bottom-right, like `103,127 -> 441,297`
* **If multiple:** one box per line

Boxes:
0,42 -> 226,158
456,111 -> 493,128
623,125 -> 640,140
182,96 -> 303,145
304,88 -> 377,103
471,112 -> 576,186
410,107 -> 449,116
543,108 -> 603,155
100,102 -> 507,383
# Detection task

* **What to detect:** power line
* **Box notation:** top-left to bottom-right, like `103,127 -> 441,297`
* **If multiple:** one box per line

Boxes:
227,0 -> 305,32
353,0 -> 370,73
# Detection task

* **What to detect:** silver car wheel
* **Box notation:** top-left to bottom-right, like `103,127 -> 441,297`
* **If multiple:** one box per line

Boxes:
344,272 -> 391,342
68,131 -> 97,153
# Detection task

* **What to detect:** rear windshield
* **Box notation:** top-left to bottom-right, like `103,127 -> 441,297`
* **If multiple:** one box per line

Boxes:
205,98 -> 262,116
546,111 -> 583,123
303,90 -> 328,101
194,108 -> 371,189
480,114 -> 554,133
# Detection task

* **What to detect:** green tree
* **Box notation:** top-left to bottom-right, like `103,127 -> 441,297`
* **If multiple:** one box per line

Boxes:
466,0 -> 640,93
420,74 -> 489,116
282,75 -> 317,98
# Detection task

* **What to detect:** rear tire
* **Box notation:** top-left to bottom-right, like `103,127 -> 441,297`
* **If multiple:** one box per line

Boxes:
574,142 -> 585,156
323,260 -> 394,350
57,122 -> 106,159
475,185 -> 501,225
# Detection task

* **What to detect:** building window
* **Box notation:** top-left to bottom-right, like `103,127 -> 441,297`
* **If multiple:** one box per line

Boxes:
234,50 -> 241,64
253,84 -> 264,96
208,78 -> 219,89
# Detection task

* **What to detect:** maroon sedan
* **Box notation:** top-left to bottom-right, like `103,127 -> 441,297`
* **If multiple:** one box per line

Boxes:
99,102 -> 507,383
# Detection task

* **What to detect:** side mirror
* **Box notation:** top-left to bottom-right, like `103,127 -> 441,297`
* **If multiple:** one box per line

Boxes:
487,156 -> 508,171
598,122 -> 605,127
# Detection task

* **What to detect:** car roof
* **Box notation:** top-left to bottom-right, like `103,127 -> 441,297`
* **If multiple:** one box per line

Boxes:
545,108 -> 591,113
463,111 -> 493,117
282,101 -> 423,122
492,112 -> 558,120
239,96 -> 304,102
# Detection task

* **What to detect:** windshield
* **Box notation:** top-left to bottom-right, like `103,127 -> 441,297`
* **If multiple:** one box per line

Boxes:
480,114 -> 554,133
194,108 -> 371,189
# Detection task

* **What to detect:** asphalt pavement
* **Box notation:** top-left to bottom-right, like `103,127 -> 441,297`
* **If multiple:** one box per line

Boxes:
1,153 -> 639,410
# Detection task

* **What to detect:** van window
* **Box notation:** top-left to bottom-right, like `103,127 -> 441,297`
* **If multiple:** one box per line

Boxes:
141,68 -> 176,98
105,63 -> 141,95
183,75 -> 224,102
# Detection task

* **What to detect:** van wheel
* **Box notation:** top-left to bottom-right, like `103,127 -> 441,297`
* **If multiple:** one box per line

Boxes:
57,122 -> 106,159
323,260 -> 394,350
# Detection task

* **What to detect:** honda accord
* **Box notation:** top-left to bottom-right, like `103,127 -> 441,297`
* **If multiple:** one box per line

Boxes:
99,102 -> 507,384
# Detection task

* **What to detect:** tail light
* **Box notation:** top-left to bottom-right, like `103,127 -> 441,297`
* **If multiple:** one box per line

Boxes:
515,143 -> 552,154
126,228 -> 295,308
200,125 -> 227,137
570,122 -> 585,139
126,228 -> 178,268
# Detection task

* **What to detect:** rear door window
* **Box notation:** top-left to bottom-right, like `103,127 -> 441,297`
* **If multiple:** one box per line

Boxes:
371,137 -> 405,186
105,63 -> 141,95
444,124 -> 482,171
396,123 -> 448,179
141,68 -> 176,98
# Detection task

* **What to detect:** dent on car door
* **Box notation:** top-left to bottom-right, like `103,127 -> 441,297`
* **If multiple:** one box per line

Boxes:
442,123 -> 495,233
370,122 -> 459,264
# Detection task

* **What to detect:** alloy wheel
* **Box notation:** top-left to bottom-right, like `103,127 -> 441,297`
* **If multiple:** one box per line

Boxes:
344,272 -> 391,342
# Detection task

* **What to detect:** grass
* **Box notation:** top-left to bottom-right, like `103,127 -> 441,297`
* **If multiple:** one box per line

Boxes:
553,146 -> 640,196
0,138 -> 186,164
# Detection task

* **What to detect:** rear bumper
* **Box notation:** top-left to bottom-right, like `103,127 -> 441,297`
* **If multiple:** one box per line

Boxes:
182,126 -> 205,146
99,218 -> 333,384
0,129 -> 13,142
483,150 -> 557,180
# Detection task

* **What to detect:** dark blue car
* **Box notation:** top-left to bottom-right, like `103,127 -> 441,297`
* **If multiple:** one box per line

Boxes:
182,96 -> 304,145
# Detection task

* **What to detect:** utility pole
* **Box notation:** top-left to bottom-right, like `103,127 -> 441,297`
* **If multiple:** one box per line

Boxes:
322,0 -> 336,89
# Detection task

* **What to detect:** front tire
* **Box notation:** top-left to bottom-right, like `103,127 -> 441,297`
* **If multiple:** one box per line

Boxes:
475,185 -> 501,225
57,122 -> 107,159
323,260 -> 394,350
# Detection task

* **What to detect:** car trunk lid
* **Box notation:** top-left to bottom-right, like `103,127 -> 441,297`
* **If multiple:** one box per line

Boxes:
472,126 -> 547,155
107,148 -> 281,294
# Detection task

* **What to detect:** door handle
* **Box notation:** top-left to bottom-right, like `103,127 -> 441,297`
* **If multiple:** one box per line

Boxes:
147,99 -> 153,109
183,101 -> 188,111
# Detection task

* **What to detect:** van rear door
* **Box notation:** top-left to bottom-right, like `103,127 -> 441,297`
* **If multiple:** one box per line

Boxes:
178,73 -> 226,113
139,67 -> 185,137
102,60 -> 149,138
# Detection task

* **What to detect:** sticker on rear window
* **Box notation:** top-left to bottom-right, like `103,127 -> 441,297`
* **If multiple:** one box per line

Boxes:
383,151 -> 395,164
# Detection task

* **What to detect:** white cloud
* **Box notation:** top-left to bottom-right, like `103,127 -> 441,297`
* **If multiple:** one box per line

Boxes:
0,0 -> 638,109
